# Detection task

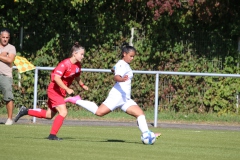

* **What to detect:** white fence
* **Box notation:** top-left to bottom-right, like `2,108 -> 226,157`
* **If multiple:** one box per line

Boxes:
25,67 -> 240,127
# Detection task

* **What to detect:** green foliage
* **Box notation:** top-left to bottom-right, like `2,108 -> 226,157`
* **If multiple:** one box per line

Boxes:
1,0 -> 240,115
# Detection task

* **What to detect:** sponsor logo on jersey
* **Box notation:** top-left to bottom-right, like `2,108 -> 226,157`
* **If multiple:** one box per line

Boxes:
56,70 -> 63,75
76,68 -> 79,73
63,73 -> 74,78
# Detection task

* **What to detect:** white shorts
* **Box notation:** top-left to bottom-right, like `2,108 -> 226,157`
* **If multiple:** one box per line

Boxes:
103,93 -> 137,112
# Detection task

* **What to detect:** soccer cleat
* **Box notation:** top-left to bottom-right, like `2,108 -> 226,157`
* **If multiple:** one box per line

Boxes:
154,132 -> 161,139
5,118 -> 13,125
14,106 -> 28,122
48,134 -> 62,140
64,95 -> 81,104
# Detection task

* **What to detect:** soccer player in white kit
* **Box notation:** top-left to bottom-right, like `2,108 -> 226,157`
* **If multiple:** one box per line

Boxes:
65,43 -> 161,138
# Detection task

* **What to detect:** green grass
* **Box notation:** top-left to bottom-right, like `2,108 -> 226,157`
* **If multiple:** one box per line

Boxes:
0,124 -> 240,160
56,107 -> 240,125
1,107 -> 240,125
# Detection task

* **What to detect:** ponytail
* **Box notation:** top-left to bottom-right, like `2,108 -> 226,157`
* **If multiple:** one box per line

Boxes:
69,42 -> 85,57
119,42 -> 136,58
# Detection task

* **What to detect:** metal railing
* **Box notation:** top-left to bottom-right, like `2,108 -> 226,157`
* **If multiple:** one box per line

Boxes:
27,67 -> 240,127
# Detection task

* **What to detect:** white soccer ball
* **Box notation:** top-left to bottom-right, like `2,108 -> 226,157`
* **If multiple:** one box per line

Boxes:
141,131 -> 156,145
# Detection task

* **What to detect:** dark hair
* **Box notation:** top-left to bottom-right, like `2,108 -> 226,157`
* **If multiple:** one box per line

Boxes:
69,42 -> 85,57
0,28 -> 10,35
119,42 -> 136,58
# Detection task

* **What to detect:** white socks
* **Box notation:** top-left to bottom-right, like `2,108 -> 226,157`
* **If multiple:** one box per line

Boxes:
76,100 -> 98,114
137,115 -> 149,133
76,101 -> 149,133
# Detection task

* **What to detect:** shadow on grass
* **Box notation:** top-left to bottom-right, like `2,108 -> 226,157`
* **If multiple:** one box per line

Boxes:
13,136 -> 76,140
13,136 -> 140,144
45,137 -> 77,141
105,139 -> 125,142
100,139 -> 140,144
65,138 -> 140,144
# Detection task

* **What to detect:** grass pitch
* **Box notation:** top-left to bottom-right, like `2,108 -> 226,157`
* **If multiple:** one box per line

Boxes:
0,123 -> 240,160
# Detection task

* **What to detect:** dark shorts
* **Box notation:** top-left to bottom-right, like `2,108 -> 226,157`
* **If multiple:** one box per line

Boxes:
0,74 -> 14,101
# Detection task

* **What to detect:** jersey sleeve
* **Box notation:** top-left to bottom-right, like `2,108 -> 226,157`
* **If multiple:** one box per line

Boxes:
114,61 -> 126,77
50,61 -> 67,81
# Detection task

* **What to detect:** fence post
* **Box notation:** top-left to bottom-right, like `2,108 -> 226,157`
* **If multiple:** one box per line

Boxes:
33,67 -> 39,123
154,73 -> 159,127
19,26 -> 23,50
129,28 -> 134,46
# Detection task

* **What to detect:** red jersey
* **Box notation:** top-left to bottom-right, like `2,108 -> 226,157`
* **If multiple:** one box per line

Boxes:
48,58 -> 81,97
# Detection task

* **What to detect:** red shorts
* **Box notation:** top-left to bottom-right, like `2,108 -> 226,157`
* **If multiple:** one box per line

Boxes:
47,89 -> 65,112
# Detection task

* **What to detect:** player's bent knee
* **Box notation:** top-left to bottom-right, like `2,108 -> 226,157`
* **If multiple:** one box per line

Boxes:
95,112 -> 104,117
60,112 -> 68,118
58,110 -> 68,118
95,110 -> 106,117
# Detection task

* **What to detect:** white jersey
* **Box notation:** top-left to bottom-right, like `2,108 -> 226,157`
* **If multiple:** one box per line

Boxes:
109,60 -> 133,99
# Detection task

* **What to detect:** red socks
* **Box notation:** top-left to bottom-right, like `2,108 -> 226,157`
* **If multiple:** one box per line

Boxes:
28,109 -> 47,118
50,115 -> 64,135
28,109 -> 64,136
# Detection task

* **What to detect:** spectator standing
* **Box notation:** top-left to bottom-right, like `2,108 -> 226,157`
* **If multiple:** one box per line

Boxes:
0,28 -> 16,125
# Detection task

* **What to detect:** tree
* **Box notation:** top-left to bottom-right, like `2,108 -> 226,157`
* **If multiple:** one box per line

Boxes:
145,0 -> 240,36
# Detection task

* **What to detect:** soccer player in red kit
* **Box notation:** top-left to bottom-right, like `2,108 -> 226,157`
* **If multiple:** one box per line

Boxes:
14,42 -> 88,140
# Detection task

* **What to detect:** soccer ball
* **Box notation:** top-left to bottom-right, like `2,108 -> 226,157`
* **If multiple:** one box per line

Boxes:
141,131 -> 156,145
